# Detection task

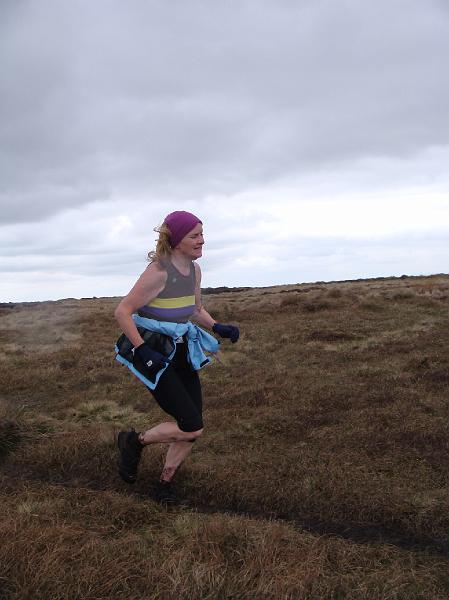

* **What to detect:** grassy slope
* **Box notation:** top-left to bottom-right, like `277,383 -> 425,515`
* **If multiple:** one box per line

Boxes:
1,274 -> 449,599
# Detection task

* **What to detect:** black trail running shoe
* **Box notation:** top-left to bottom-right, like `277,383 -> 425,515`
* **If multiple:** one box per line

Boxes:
117,429 -> 143,484
155,481 -> 178,505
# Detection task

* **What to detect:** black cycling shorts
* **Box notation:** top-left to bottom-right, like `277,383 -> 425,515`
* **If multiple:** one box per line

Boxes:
148,340 -> 203,433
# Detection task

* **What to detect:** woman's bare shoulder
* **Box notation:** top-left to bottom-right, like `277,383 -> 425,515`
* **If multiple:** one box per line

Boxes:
118,261 -> 168,311
135,261 -> 167,290
140,260 -> 168,284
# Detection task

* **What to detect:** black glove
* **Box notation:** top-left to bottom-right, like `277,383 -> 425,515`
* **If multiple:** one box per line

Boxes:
132,343 -> 171,381
212,322 -> 240,343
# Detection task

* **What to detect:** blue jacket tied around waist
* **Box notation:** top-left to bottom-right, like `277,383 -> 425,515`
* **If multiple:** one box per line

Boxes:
114,315 -> 220,390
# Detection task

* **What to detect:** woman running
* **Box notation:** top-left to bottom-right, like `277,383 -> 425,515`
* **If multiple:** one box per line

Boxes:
114,210 -> 239,503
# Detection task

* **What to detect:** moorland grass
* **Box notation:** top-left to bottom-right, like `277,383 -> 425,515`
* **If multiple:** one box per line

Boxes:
1,275 -> 449,599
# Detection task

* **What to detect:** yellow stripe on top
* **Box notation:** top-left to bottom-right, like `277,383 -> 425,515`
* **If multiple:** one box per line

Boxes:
148,295 -> 195,309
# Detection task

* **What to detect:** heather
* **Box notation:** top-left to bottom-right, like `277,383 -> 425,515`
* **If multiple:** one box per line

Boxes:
1,274 -> 449,599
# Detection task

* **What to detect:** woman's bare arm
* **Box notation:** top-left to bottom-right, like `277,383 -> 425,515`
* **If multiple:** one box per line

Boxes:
114,262 -> 167,347
191,263 -> 216,329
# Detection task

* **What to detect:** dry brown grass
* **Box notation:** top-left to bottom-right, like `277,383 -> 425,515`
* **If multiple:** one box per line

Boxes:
1,275 -> 449,598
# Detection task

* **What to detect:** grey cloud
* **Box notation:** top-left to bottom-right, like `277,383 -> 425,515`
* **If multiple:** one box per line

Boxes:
1,0 -> 449,225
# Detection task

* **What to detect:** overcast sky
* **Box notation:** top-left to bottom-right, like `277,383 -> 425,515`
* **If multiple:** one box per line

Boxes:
1,0 -> 448,302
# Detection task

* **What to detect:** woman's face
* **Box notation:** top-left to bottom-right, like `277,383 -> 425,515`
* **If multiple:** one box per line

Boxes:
176,222 -> 204,259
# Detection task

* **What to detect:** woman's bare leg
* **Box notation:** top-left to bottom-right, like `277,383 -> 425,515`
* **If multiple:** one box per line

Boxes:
160,441 -> 195,482
139,421 -> 203,444
138,422 -> 203,495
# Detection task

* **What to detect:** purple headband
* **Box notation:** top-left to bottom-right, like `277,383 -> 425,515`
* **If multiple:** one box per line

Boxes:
164,211 -> 202,248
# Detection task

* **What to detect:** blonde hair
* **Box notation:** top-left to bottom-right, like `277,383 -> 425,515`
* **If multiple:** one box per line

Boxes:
147,223 -> 172,265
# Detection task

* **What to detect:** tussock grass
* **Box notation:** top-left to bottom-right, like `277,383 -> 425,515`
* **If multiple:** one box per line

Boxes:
0,419 -> 22,458
0,402 -> 55,461
1,276 -> 449,598
1,482 -> 448,600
